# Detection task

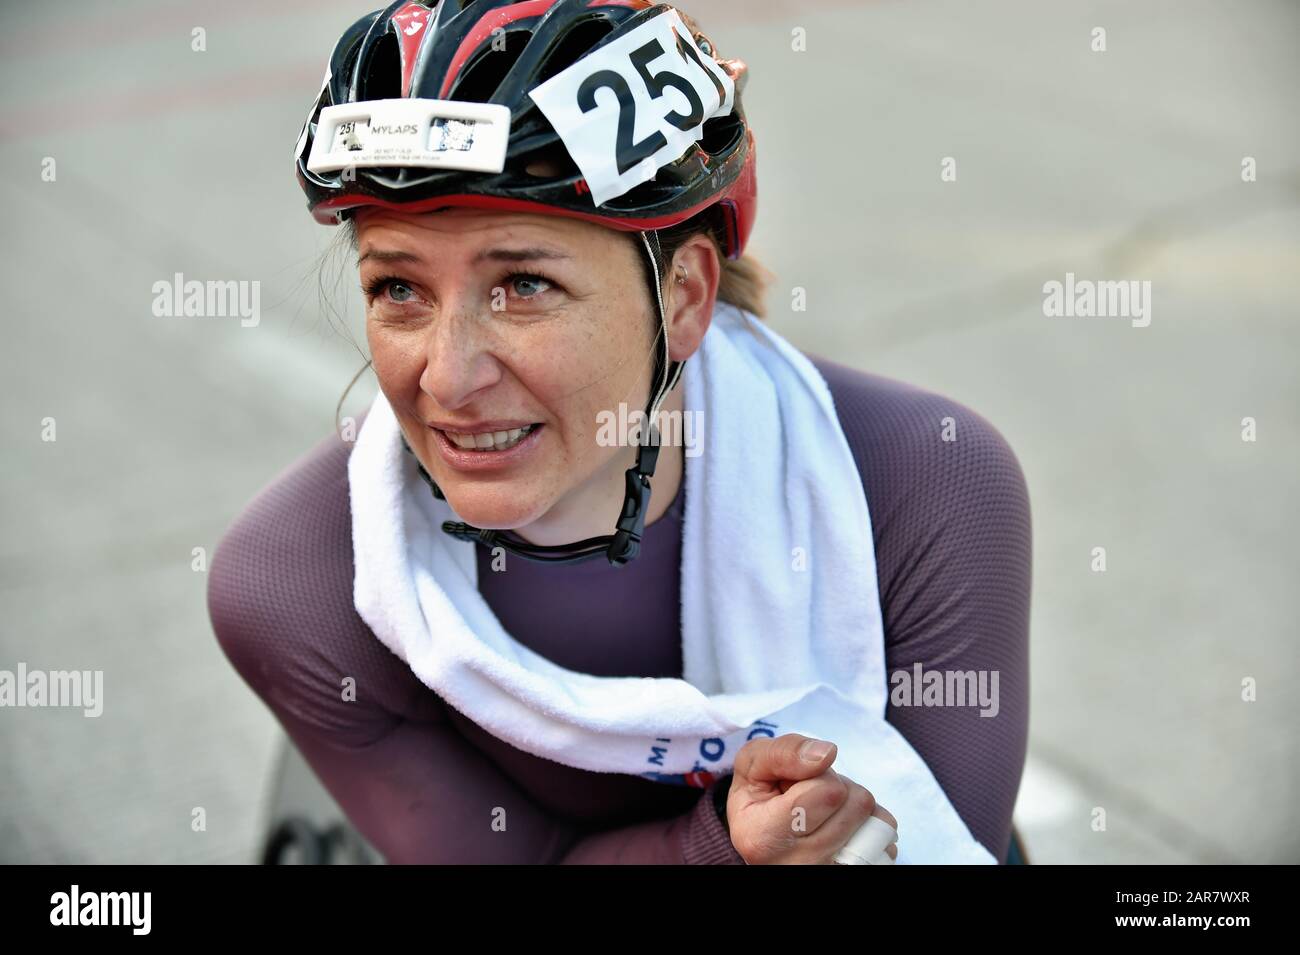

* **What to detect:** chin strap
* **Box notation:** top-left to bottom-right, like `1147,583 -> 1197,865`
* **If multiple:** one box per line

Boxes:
406,229 -> 683,567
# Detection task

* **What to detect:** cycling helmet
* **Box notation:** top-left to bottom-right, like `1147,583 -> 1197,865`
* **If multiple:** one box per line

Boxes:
295,0 -> 755,252
294,0 -> 757,566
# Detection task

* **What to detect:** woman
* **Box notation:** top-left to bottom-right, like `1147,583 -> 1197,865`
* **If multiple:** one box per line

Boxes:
209,0 -> 1030,864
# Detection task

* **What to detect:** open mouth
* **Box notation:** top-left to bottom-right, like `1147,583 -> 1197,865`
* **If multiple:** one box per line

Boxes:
438,423 -> 542,453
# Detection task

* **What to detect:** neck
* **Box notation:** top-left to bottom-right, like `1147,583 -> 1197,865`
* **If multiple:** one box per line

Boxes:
516,383 -> 685,548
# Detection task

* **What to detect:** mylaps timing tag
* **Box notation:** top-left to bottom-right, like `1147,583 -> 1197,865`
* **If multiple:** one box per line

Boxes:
306,98 -> 512,174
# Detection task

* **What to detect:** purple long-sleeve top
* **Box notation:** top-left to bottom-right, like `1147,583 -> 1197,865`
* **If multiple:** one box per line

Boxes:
207,356 -> 1031,864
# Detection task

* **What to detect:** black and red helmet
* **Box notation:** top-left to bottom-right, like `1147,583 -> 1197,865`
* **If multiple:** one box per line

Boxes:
294,0 -> 757,258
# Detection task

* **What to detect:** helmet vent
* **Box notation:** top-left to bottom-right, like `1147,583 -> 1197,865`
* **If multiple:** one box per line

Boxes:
450,30 -> 531,102
359,28 -> 403,101
698,111 -> 743,155
520,144 -> 579,180
535,18 -> 616,85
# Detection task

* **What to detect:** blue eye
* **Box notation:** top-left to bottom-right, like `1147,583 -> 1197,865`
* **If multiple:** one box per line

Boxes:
386,281 -> 415,303
363,276 -> 417,303
509,274 -> 553,298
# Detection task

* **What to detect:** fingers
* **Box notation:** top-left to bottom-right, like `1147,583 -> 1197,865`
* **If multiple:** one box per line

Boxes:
811,776 -> 881,849
787,775 -> 900,865
779,768 -> 854,834
778,769 -> 897,841
731,734 -> 903,865
734,733 -> 838,785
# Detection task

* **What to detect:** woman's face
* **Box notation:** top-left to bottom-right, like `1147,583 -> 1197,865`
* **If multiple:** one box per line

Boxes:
355,206 -> 661,539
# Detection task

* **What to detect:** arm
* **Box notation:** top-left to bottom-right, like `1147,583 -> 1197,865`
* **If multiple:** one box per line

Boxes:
228,648 -> 741,864
559,774 -> 740,864
814,358 -> 1031,863
207,514 -> 742,864
269,688 -> 741,864
869,399 -> 1032,863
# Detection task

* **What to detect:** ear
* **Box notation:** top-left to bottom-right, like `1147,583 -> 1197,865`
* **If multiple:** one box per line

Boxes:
664,233 -> 721,363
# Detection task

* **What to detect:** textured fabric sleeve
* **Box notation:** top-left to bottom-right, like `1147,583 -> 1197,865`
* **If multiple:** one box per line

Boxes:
814,359 -> 1032,864
207,431 -> 744,864
558,775 -> 743,865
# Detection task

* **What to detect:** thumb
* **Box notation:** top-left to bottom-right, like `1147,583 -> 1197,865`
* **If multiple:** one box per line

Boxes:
735,733 -> 837,784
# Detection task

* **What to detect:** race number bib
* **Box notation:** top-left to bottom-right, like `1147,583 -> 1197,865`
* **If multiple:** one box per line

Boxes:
527,9 -> 735,207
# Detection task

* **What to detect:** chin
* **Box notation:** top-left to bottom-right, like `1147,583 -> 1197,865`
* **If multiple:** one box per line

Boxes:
438,483 -> 551,531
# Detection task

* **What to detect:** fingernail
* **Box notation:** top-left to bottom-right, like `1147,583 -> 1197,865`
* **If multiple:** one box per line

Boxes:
800,739 -> 833,762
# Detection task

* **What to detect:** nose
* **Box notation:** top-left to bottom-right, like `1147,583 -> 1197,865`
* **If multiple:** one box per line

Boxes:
418,291 -> 503,410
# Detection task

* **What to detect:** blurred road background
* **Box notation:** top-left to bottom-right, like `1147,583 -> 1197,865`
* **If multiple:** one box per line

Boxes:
1,0 -> 1296,863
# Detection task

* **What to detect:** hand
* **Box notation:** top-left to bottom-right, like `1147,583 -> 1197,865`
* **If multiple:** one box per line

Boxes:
725,733 -> 898,865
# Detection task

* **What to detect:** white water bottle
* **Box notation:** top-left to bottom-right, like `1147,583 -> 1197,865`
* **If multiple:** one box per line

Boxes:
834,814 -> 897,865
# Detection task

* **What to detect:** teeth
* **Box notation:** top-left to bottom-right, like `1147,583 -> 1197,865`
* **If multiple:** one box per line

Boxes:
446,424 -> 536,452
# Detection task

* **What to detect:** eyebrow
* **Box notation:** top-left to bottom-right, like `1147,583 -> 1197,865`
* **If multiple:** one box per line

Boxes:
356,249 -> 422,267
471,246 -> 571,265
356,247 -> 572,268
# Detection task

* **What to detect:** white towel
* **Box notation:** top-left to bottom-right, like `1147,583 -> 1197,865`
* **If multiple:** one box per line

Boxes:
349,300 -> 995,864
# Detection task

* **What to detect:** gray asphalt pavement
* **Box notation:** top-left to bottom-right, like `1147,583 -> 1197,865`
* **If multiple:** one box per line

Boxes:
1,0 -> 1296,863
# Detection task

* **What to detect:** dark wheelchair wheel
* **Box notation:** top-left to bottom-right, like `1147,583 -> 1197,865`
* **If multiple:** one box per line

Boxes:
260,737 -> 385,864
1005,826 -> 1030,865
262,816 -> 330,865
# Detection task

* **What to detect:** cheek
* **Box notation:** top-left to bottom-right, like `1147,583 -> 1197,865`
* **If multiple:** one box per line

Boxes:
543,310 -> 652,450
367,324 -> 422,393
499,324 -> 601,432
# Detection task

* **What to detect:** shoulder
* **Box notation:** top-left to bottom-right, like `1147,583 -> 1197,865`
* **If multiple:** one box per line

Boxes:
809,355 -> 1029,513
806,354 -> 1032,597
207,429 -> 355,646
207,426 -> 435,731
811,354 -> 1023,481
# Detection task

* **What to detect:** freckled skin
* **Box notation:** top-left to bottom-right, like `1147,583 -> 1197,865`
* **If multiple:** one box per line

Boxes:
356,207 -> 720,546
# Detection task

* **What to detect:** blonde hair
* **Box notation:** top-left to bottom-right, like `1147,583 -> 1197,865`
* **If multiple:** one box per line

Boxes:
647,206 -> 773,319
718,252 -> 774,319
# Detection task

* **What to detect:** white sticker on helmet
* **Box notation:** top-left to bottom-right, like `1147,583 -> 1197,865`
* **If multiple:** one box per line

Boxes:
306,98 -> 512,174
526,9 -> 735,207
